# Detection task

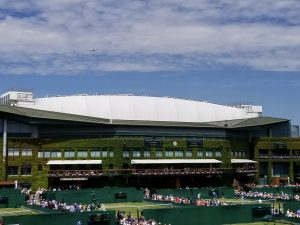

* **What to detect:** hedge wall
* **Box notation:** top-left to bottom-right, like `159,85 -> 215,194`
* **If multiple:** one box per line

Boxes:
0,137 -> 254,189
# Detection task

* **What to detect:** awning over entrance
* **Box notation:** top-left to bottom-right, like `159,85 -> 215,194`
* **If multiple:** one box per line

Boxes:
231,159 -> 257,164
131,159 -> 222,164
46,160 -> 102,165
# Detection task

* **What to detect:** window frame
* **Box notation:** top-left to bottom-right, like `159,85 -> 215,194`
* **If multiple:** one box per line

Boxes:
21,165 -> 32,176
21,148 -> 32,157
8,148 -> 20,156
64,150 -> 75,158
77,150 -> 88,158
7,166 -> 18,176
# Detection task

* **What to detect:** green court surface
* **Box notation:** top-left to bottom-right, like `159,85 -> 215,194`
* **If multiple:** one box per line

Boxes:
226,223 -> 288,225
0,200 -> 290,225
104,201 -> 174,218
0,207 -> 45,216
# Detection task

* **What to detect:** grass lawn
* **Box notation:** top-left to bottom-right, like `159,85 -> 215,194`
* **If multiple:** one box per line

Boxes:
103,201 -> 288,225
0,207 -> 45,216
104,201 -> 173,218
0,200 -> 291,225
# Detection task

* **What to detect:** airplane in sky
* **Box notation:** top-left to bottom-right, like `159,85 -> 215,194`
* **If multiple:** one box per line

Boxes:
89,48 -> 99,52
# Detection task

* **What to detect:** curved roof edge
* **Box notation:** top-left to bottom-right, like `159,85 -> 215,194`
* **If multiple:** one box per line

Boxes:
0,105 -> 289,129
16,95 -> 262,123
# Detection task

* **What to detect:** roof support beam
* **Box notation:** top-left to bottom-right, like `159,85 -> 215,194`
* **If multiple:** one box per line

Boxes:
2,118 -> 7,180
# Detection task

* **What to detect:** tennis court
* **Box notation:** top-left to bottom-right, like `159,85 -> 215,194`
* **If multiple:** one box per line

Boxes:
0,207 -> 45,216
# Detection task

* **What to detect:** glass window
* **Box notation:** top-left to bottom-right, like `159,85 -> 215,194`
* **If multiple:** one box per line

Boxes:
205,151 -> 213,157
38,151 -> 43,158
51,151 -> 62,158
21,165 -> 32,176
123,151 -> 129,158
77,150 -> 88,158
109,151 -> 114,158
7,166 -> 18,176
234,152 -> 240,157
186,151 -> 193,157
44,151 -> 51,158
102,150 -> 108,158
64,150 -> 75,158
197,150 -> 203,157
215,151 -> 222,157
133,150 -> 141,158
91,150 -> 100,158
144,151 -> 150,158
156,150 -> 163,158
165,150 -> 174,157
175,150 -> 183,157
242,152 -> 246,157
8,148 -> 19,156
21,148 -> 32,156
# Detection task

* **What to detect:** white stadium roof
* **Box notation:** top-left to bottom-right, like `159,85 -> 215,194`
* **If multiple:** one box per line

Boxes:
16,95 -> 261,123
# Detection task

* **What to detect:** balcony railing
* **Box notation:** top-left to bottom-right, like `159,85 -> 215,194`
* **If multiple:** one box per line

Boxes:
132,168 -> 224,176
47,170 -> 103,178
258,154 -> 269,159
271,154 -> 290,159
47,167 -> 258,178
236,167 -> 258,173
258,154 -> 300,159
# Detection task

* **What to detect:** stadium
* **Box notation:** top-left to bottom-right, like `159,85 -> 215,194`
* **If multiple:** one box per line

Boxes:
0,90 -> 300,225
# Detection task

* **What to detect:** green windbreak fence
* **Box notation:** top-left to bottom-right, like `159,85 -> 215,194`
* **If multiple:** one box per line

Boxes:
0,189 -> 25,208
142,204 -> 271,225
154,187 -> 235,199
3,210 -> 116,225
282,200 -> 300,212
44,187 -> 144,204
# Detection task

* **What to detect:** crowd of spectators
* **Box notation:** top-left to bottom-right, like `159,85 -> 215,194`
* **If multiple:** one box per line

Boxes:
236,166 -> 257,173
48,185 -> 80,191
286,209 -> 300,218
116,211 -> 166,225
23,188 -> 168,224
235,189 -> 300,201
134,168 -> 222,176
243,183 -> 300,188
147,192 -> 228,207
48,170 -> 103,178
149,194 -> 191,204
26,196 -> 106,212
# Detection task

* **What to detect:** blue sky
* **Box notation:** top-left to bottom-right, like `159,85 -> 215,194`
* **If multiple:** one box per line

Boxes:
0,1 -> 299,125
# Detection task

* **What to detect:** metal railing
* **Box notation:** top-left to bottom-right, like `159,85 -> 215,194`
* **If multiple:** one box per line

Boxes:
132,168 -> 224,176
47,167 -> 258,178
47,170 -> 103,177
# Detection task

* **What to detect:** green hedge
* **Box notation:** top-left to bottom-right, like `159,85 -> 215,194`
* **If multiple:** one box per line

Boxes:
0,137 -> 258,189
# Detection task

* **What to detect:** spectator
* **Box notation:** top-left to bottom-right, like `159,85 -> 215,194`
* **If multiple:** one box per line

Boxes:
0,216 -> 4,225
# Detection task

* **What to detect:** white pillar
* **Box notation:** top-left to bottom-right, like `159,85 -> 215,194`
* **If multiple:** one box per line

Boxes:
3,118 -> 7,160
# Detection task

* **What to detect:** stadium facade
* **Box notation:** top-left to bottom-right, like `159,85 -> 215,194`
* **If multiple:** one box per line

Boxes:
0,91 -> 299,190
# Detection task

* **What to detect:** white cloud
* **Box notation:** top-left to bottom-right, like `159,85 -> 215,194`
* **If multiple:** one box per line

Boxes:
0,0 -> 300,74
